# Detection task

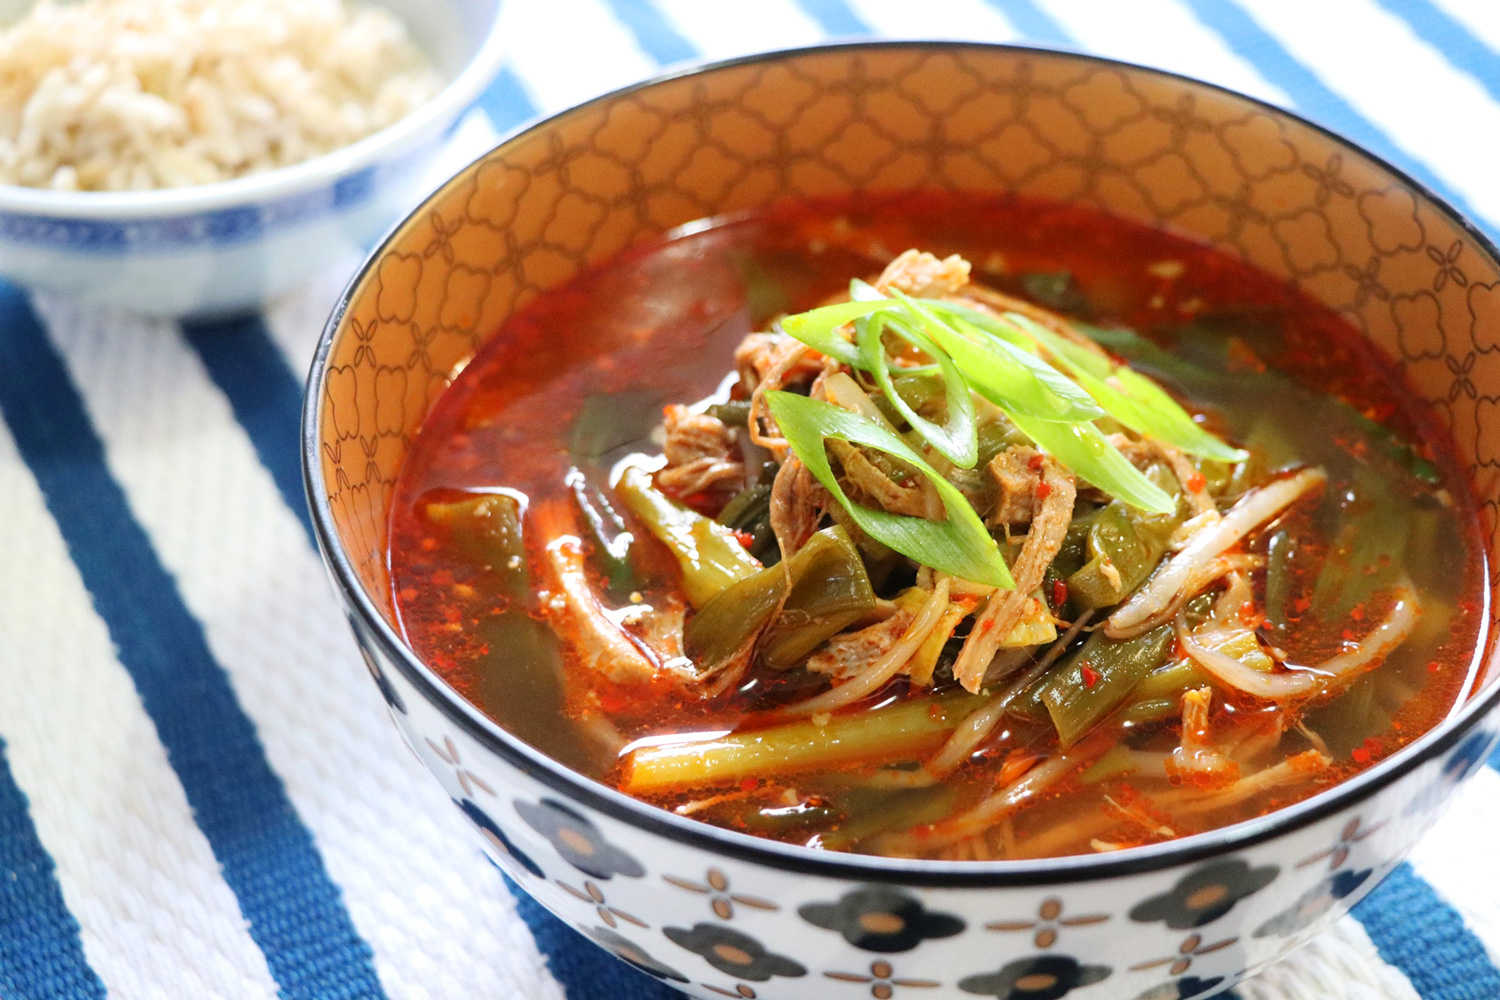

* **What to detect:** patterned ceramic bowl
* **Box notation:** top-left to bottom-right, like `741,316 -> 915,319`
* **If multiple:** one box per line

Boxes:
304,43 -> 1500,1000
0,0 -> 504,318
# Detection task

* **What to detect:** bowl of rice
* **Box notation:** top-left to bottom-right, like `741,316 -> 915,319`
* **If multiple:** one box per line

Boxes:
0,0 -> 506,316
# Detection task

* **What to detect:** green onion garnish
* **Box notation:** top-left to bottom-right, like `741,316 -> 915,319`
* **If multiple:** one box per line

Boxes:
855,309 -> 978,467
766,391 -> 1013,588
1008,412 -> 1174,514
770,280 -> 1235,524
889,290 -> 1103,424
981,310 -> 1248,463
777,300 -> 881,367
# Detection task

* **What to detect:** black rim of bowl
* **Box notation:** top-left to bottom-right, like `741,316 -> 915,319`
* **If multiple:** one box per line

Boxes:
303,39 -> 1500,888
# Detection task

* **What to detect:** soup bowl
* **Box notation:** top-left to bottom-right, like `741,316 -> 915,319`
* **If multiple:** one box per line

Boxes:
0,0 -> 506,317
304,43 -> 1500,1000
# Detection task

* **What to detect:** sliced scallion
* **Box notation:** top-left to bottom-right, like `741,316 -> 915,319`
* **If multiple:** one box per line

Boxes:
856,309 -> 978,467
771,285 -> 1224,515
775,300 -> 883,366
766,390 -> 1013,588
996,311 -> 1248,463
891,291 -> 1102,423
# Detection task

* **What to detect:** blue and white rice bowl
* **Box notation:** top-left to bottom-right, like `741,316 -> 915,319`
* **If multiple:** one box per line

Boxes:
0,0 -> 505,318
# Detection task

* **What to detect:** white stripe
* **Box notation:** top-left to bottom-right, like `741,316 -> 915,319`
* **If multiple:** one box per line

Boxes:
1038,0 -> 1292,107
1242,915 -> 1420,1000
1427,0 -> 1500,63
496,0 -> 658,114
0,421 -> 279,1000
35,297 -> 567,1000
651,0 -> 824,59
842,0 -> 1019,42
1407,765 -> 1500,968
1228,0 -> 1500,231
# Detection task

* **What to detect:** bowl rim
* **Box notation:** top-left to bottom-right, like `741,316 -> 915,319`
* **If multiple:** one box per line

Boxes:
0,0 -> 508,218
304,39 -> 1500,888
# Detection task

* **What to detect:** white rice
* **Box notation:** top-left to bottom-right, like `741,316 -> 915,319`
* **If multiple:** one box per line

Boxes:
0,0 -> 442,190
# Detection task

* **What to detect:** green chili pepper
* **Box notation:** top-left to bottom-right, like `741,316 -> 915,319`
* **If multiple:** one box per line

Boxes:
622,690 -> 989,794
684,526 -> 876,673
616,466 -> 763,608
422,492 -> 597,772
421,492 -> 528,597
1066,465 -> 1183,609
1039,623 -> 1175,747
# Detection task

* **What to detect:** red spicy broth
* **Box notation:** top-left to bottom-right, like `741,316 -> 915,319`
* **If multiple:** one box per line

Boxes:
388,192 -> 1488,859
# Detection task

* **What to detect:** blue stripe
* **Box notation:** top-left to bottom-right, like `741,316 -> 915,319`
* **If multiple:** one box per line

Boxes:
793,0 -> 870,37
599,0 -> 697,65
0,285 -> 388,1000
476,66 -> 541,134
1181,0 -> 1495,235
982,0 -> 1074,46
0,738 -> 107,1000
1372,0 -> 1500,109
504,877 -> 680,998
1353,861 -> 1500,999
182,317 -> 314,544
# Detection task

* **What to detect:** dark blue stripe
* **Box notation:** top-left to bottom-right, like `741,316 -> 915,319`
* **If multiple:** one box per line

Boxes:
1182,0 -> 1495,235
182,317 -> 314,544
599,0 -> 697,65
0,285 -> 388,1000
982,0 -> 1074,47
1372,0 -> 1500,109
1354,862 -> 1500,999
0,738 -> 106,1000
476,66 -> 541,134
793,0 -> 870,37
503,877 -> 680,999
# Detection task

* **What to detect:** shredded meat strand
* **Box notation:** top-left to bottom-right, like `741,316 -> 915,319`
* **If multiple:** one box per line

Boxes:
735,331 -> 823,394
986,444 -> 1045,526
875,249 -> 972,299
768,453 -> 826,559
741,334 -> 821,460
656,404 -> 744,496
805,611 -> 914,679
830,439 -> 939,518
616,600 -> 690,671
953,457 -> 1077,692
1155,440 -> 1216,517
695,632 -> 760,697
540,534 -> 664,687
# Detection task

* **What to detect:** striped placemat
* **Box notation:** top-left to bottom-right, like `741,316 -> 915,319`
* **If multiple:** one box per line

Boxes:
2,2 -> 1499,999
